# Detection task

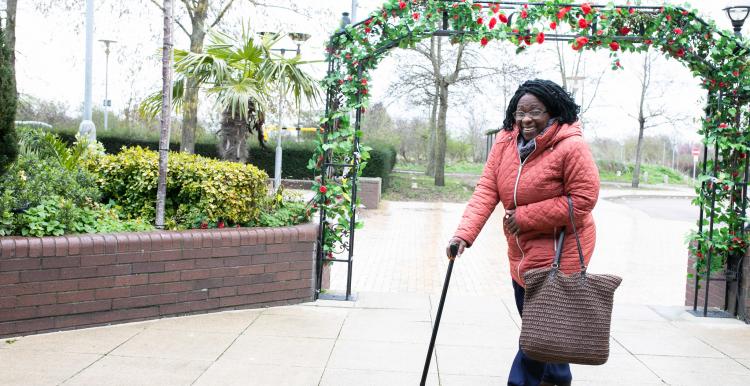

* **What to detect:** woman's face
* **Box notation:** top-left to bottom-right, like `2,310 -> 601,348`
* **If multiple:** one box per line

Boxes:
515,93 -> 551,141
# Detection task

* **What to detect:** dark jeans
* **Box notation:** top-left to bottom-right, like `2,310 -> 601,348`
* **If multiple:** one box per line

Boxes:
508,280 -> 572,386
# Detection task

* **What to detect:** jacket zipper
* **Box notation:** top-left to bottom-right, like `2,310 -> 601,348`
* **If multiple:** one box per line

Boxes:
513,143 -> 536,280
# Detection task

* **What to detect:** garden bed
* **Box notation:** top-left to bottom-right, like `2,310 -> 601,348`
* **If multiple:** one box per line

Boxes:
0,223 -> 318,338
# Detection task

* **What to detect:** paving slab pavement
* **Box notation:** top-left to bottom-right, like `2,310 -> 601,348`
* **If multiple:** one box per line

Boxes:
2,292 -> 749,385
3,187 -> 749,385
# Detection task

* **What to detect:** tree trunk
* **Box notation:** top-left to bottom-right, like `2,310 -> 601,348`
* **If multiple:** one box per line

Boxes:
632,54 -> 650,189
435,82 -> 448,187
5,0 -> 16,71
156,0 -> 174,229
632,119 -> 645,188
426,81 -> 438,177
218,108 -> 248,163
180,1 -> 208,154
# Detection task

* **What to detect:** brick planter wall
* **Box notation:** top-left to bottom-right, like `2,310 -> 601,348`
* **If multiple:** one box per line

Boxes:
0,223 -> 318,338
685,251 -> 727,309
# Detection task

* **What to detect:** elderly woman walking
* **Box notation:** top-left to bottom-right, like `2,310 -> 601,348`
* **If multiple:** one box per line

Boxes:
446,79 -> 600,386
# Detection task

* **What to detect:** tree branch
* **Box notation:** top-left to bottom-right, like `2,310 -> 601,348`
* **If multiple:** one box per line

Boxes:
180,0 -> 194,20
210,0 -> 236,28
149,0 -> 190,36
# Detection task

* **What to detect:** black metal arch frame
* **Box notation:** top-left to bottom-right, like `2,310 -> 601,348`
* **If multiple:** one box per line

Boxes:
316,1 -> 750,317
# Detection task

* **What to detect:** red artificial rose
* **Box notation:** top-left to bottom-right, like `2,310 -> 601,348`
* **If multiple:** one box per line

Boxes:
596,30 -> 604,36
666,15 -> 672,21
644,39 -> 653,45
361,78 -> 368,86
550,21 -> 557,30
615,60 -> 622,68
364,19 -> 371,26
453,15 -> 459,20
477,17 -> 483,25
481,36 -> 489,46
682,10 -> 689,15
218,221 -> 225,229
521,9 -> 528,19
696,251 -> 703,258
719,123 -> 728,128
200,222 -> 208,229
319,185 -> 328,194
675,48 -> 685,57
399,1 -> 406,10
581,3 -> 592,15
345,53 -> 352,60
557,6 -> 572,20
674,27 -> 683,35
723,185 -> 730,191
609,41 -> 620,51
536,32 -> 545,44
578,18 -> 588,29
489,17 -> 497,29
733,71 -> 740,77
620,26 -> 631,35
628,8 -> 635,14
498,13 -> 508,23
365,27 -> 372,33
572,36 -> 589,50
491,4 -> 500,13
741,153 -> 748,159
413,12 -> 420,21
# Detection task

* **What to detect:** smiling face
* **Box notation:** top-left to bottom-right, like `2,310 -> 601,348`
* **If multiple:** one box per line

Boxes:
515,93 -> 551,141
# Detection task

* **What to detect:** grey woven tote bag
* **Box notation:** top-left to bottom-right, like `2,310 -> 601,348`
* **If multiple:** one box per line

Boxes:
520,196 -> 622,365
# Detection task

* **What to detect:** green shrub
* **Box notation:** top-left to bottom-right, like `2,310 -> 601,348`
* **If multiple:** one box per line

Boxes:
15,197 -> 152,237
93,147 -> 268,229
245,189 -> 312,228
0,28 -> 17,177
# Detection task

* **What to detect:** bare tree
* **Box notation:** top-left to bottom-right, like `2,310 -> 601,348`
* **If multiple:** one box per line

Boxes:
155,0 -> 174,229
629,51 -> 689,188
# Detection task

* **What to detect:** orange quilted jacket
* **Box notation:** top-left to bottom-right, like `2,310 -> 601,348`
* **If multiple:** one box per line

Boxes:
454,120 -> 600,286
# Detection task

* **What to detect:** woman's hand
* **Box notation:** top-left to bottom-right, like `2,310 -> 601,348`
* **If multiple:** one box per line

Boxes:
504,209 -> 520,235
446,237 -> 467,260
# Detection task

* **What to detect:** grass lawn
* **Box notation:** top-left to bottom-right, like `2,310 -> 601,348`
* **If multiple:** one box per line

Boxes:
383,172 -> 475,202
396,161 -> 484,175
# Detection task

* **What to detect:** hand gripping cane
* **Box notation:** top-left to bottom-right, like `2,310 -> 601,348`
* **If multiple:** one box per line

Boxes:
420,243 -> 459,386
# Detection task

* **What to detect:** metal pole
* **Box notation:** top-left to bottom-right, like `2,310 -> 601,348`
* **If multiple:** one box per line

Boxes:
78,0 -> 96,142
274,50 -> 286,191
703,91 -> 724,316
351,0 -> 358,23
103,41 -> 112,131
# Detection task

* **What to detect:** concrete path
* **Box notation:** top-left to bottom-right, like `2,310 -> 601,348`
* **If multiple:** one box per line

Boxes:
3,186 -> 750,385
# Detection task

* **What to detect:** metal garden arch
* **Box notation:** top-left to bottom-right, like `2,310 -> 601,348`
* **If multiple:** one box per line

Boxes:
312,1 -> 750,320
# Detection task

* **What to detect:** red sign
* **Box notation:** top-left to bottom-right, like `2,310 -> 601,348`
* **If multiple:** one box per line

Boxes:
692,147 -> 700,157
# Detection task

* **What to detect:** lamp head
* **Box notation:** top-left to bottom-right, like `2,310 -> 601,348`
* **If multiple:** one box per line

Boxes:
724,5 -> 750,36
289,32 -> 311,43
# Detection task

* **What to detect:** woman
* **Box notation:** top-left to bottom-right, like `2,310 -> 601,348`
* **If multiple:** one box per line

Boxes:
446,79 -> 600,386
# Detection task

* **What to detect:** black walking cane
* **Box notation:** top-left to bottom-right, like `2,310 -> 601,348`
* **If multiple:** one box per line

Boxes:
420,243 -> 459,386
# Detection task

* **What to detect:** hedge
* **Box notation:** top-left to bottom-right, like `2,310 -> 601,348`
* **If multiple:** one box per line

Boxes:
0,28 -> 17,177
56,133 -> 396,183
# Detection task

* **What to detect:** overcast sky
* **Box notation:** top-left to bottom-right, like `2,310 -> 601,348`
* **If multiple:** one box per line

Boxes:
14,0 -> 744,144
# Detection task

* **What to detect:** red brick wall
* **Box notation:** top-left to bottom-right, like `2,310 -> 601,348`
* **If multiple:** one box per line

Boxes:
0,223 -> 317,338
685,251 -> 726,309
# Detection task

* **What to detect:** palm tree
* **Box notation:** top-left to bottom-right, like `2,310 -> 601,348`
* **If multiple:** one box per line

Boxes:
141,26 -> 320,163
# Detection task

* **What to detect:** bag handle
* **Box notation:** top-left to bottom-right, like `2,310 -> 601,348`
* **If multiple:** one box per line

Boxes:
551,196 -> 587,274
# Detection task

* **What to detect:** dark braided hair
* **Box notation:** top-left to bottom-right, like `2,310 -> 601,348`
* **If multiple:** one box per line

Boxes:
501,79 -> 580,131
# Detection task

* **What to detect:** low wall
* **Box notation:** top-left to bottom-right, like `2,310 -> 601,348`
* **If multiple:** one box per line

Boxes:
277,177 -> 382,209
685,251 -> 727,309
0,223 -> 318,338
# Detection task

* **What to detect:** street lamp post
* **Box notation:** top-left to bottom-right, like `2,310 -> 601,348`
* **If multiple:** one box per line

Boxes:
259,32 -> 312,191
78,0 -> 96,142
99,39 -> 116,131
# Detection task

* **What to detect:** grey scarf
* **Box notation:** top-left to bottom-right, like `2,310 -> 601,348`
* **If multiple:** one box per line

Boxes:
517,119 -> 558,162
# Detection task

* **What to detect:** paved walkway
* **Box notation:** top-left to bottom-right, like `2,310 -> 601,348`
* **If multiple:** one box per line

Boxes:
3,186 -> 750,385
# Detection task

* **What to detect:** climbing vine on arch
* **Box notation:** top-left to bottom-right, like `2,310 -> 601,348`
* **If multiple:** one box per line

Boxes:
312,0 -> 750,278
